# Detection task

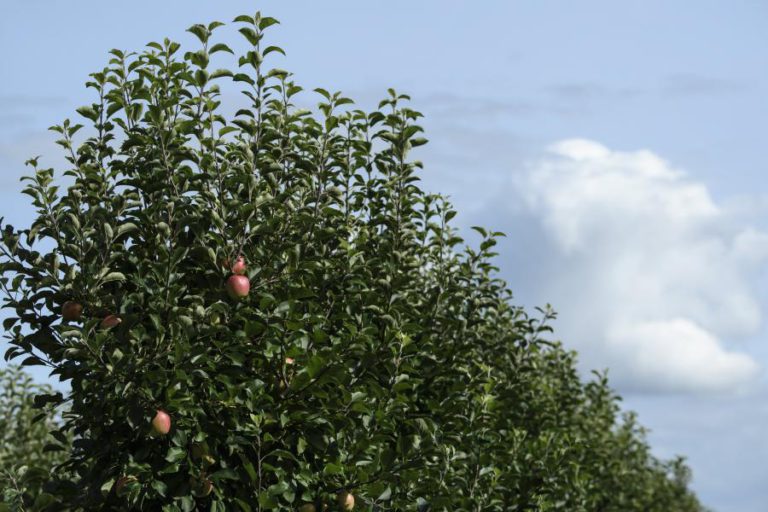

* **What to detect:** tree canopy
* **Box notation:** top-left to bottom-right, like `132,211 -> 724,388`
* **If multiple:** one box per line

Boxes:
0,12 -> 706,512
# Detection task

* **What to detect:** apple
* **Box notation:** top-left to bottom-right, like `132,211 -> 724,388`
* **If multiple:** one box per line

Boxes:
189,475 -> 213,497
337,491 -> 354,511
298,503 -> 317,512
191,443 -> 215,466
114,475 -> 137,496
61,301 -> 83,322
194,478 -> 213,497
226,274 -> 250,299
231,255 -> 246,275
100,314 -> 122,329
151,410 -> 171,436
285,357 -> 295,365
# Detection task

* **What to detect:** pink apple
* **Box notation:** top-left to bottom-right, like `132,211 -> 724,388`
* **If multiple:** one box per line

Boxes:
226,274 -> 250,299
337,491 -> 355,511
61,301 -> 83,322
231,255 -> 246,275
100,314 -> 122,329
151,410 -> 171,436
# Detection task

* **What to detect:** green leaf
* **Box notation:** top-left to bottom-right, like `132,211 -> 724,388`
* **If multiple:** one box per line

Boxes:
101,272 -> 126,283
210,43 -> 234,55
306,355 -> 325,379
210,468 -> 238,481
116,222 -> 139,237
187,24 -> 208,43
165,446 -> 186,463
238,27 -> 260,46
76,105 -> 99,122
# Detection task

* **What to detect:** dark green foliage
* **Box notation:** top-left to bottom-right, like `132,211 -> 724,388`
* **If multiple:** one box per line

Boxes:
0,12 -> 705,512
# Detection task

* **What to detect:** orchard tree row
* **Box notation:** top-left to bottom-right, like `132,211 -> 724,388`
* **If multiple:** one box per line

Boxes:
0,12 -> 706,512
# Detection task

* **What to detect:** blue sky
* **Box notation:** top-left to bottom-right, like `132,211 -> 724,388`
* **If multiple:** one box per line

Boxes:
1,1 -> 767,510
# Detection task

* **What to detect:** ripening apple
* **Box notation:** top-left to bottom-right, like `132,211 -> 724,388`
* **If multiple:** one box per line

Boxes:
285,357 -> 295,365
231,255 -> 246,275
188,475 -> 212,496
191,477 -> 213,497
114,475 -> 137,496
191,444 -> 216,467
226,274 -> 250,299
151,410 -> 171,436
61,301 -> 83,322
298,503 -> 317,512
100,314 -> 122,329
337,491 -> 355,511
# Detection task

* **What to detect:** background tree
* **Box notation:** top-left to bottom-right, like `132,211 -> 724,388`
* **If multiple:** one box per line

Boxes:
0,366 -> 70,511
0,12 -> 707,511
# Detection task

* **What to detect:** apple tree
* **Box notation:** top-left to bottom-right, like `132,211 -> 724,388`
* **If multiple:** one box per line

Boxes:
0,12 -> 706,512
0,365 -> 71,510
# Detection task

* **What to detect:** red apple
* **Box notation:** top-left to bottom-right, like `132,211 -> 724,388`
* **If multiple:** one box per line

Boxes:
100,314 -> 122,329
151,410 -> 171,436
226,274 -> 250,299
61,301 -> 83,322
285,357 -> 295,365
231,255 -> 246,275
337,491 -> 355,511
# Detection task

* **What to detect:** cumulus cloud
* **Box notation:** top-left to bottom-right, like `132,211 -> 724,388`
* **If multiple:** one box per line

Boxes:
509,139 -> 763,393
607,318 -> 758,393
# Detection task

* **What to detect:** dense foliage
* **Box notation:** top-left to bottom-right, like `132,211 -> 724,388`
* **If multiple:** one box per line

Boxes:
0,12 -> 706,511
0,366 -> 70,510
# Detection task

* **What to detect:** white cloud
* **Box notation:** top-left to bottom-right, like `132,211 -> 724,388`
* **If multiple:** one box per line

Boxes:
511,139 -> 764,393
607,318 -> 758,393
